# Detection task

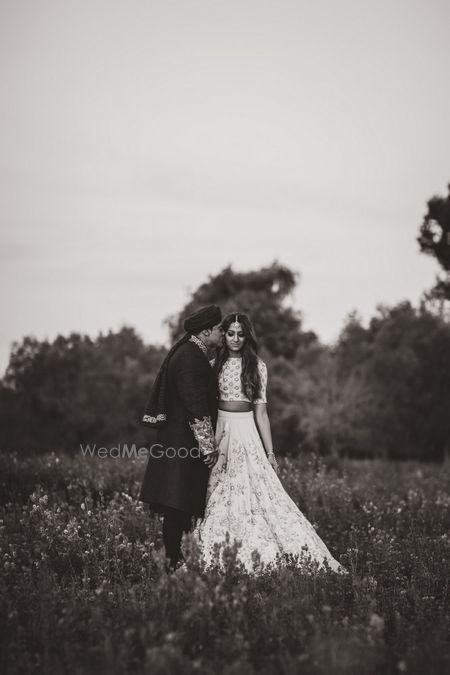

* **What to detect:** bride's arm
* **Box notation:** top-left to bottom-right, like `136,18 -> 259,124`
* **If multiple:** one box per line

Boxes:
254,403 -> 273,454
254,404 -> 279,473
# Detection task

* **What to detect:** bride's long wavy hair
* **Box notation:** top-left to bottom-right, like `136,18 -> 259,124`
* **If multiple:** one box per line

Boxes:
213,312 -> 262,401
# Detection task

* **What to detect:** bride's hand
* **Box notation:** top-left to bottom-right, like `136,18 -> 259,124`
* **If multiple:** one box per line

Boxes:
267,453 -> 279,475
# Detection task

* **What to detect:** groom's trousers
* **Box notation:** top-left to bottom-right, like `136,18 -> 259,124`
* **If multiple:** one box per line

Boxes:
162,506 -> 192,569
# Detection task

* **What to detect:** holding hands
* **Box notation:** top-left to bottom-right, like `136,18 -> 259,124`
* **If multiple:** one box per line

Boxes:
203,449 -> 219,468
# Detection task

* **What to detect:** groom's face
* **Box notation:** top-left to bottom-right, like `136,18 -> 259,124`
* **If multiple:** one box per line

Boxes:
207,323 -> 224,348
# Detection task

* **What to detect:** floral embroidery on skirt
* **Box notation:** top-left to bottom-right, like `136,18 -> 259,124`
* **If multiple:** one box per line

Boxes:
190,410 -> 349,575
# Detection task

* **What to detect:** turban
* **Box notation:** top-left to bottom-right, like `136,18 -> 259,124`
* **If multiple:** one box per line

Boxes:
183,305 -> 222,334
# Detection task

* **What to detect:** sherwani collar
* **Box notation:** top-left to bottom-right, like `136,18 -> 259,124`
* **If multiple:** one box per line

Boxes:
189,334 -> 208,356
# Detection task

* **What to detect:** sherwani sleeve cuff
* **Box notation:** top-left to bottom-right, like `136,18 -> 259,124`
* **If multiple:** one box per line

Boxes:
189,415 -> 217,455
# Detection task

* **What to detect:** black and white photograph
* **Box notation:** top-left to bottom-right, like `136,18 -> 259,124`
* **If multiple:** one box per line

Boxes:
1,1 -> 449,673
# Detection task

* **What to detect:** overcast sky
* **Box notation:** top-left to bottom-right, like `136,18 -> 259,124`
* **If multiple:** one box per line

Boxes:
1,0 -> 449,375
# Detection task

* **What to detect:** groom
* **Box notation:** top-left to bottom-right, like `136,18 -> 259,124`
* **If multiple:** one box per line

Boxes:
138,305 -> 223,570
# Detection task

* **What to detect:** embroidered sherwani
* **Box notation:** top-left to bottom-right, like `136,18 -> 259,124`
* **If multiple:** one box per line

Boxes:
138,336 -> 218,517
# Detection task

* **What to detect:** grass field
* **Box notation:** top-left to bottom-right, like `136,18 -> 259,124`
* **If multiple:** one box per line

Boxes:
1,450 -> 449,674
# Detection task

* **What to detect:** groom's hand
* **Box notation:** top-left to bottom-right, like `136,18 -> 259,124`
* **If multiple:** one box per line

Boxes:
203,449 -> 218,468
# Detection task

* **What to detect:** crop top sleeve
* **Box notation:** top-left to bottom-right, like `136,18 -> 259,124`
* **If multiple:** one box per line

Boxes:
254,360 -> 268,404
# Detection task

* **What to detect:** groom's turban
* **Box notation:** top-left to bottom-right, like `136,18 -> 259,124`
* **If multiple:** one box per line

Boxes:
183,305 -> 222,333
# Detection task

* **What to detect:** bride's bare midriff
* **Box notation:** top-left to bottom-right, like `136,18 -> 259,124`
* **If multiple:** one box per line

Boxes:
218,400 -> 253,412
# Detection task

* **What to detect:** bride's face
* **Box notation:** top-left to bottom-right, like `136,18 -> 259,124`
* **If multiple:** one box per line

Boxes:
225,322 -> 246,354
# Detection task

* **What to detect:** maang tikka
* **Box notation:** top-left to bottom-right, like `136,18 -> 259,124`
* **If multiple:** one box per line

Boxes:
233,314 -> 240,328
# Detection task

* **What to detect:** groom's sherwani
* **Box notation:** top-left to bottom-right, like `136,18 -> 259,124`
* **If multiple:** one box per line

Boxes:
138,336 -> 218,517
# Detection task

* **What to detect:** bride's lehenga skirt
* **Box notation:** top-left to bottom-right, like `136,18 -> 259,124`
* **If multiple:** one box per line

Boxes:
191,410 -> 349,575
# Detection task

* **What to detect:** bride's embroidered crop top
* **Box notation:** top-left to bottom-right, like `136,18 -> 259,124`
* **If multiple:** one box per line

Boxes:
211,357 -> 268,404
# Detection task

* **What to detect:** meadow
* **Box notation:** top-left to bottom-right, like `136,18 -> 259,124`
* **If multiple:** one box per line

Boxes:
1,450 -> 449,674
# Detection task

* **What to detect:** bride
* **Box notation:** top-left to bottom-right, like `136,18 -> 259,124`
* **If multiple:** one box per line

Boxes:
190,312 -> 348,575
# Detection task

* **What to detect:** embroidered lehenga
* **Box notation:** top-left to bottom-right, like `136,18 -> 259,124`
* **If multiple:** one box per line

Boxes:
191,356 -> 349,575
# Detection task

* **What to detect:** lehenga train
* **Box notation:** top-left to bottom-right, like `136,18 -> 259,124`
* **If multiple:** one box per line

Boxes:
191,410 -> 349,575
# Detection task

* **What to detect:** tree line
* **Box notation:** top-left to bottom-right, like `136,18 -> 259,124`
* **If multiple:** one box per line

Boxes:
1,262 -> 450,461
1,184 -> 450,460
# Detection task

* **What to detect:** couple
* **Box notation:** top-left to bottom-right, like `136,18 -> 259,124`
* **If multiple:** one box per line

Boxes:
138,304 -> 348,576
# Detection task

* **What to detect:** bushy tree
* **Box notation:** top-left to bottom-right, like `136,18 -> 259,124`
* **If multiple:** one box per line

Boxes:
165,261 -> 321,454
418,182 -> 450,304
299,347 -> 378,459
333,303 -> 450,460
3,262 -> 450,462
167,261 -> 317,359
0,328 -> 166,453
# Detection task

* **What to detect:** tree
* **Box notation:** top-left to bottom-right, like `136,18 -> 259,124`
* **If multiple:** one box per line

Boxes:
0,327 -> 166,453
301,346 -> 378,459
417,182 -> 450,302
419,282 -> 450,322
333,302 -> 450,461
167,261 -> 317,359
